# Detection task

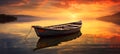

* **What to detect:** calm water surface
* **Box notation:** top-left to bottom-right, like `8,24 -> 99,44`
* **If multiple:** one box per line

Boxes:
0,18 -> 120,54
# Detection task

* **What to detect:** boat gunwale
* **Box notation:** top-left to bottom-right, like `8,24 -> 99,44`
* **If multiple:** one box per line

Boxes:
32,21 -> 82,31
33,26 -> 80,31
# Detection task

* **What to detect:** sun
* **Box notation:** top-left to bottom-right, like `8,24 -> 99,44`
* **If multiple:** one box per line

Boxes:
68,13 -> 80,21
70,13 -> 79,19
71,14 -> 77,18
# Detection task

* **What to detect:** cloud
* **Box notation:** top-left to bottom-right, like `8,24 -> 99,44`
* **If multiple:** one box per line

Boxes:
1,0 -> 119,10
0,0 -> 46,14
35,0 -> 49,7
0,0 -> 30,6
0,0 -> 120,9
48,0 -> 120,18
0,0 -> 120,18
0,0 -> 50,8
51,0 -> 120,8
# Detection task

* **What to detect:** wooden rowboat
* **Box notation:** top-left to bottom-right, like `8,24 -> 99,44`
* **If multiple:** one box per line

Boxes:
32,21 -> 82,37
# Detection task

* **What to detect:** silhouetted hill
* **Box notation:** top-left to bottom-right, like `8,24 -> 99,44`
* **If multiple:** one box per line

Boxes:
0,14 -> 17,23
97,12 -> 120,25
14,15 -> 38,18
13,15 -> 43,22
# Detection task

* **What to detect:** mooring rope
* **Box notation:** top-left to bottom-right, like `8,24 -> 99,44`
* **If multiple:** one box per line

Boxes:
24,27 -> 33,41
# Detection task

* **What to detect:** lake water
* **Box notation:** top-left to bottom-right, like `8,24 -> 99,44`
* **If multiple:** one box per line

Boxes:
0,18 -> 120,54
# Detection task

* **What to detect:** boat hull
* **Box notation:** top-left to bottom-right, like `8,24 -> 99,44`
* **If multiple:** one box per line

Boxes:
33,27 -> 81,37
32,21 -> 82,37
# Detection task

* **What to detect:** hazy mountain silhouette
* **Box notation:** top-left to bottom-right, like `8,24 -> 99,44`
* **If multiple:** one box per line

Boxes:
14,15 -> 39,18
97,12 -> 120,25
14,15 -> 44,22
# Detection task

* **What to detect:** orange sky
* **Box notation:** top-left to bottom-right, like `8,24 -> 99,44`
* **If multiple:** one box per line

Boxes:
0,0 -> 120,19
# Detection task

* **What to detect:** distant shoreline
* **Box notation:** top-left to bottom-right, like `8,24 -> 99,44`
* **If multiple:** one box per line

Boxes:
97,12 -> 120,25
0,14 -> 42,23
0,14 -> 17,23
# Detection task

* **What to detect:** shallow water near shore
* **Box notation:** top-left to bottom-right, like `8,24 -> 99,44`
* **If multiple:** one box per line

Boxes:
0,18 -> 120,54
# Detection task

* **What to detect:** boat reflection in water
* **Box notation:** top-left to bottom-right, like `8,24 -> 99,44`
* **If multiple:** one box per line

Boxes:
33,31 -> 82,51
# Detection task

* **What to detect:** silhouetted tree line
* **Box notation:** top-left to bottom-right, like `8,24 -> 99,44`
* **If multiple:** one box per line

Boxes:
0,14 -> 17,23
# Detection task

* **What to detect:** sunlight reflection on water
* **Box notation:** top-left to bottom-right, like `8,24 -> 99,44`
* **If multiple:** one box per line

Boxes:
0,19 -> 120,54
